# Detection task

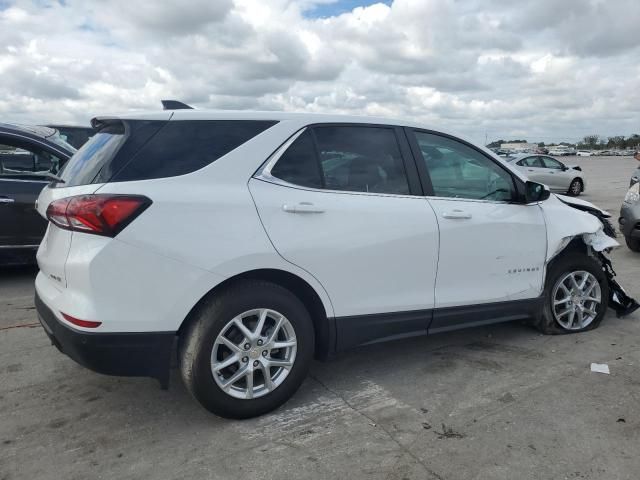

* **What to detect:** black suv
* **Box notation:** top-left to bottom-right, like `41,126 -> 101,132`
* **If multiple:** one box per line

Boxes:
0,123 -> 75,265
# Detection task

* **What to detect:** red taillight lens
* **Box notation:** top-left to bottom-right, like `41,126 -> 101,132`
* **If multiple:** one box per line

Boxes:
46,195 -> 151,237
61,312 -> 102,328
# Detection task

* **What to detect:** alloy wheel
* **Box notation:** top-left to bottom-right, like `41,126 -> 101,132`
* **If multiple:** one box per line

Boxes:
210,308 -> 297,399
551,270 -> 602,330
570,180 -> 581,195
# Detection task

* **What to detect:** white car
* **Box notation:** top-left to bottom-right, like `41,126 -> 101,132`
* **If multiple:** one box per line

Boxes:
577,150 -> 592,157
35,111 -> 625,418
507,154 -> 585,196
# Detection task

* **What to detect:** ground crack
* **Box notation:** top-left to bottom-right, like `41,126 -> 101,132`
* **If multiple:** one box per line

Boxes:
309,373 -> 445,480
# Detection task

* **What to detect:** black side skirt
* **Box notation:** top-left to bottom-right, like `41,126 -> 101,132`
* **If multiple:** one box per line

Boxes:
333,298 -> 543,352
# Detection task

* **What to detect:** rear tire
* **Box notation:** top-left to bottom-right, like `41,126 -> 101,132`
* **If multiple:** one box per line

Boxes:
179,280 -> 314,419
567,178 -> 583,196
626,236 -> 640,252
537,252 -> 608,334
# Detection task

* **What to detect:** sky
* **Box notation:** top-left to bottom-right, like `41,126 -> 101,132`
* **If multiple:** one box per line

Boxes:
0,0 -> 639,144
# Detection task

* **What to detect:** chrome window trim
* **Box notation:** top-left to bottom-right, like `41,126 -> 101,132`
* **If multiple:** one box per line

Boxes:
0,245 -> 39,249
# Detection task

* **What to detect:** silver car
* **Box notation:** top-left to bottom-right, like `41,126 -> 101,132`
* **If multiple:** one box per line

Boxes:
507,154 -> 585,196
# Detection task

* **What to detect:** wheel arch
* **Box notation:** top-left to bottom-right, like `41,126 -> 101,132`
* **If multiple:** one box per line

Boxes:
177,268 -> 336,360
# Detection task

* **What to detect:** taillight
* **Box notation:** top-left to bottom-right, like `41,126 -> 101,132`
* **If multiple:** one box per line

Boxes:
46,195 -> 151,237
61,312 -> 102,328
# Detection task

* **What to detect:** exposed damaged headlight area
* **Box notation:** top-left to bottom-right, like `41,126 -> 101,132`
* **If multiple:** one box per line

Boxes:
542,194 -> 639,318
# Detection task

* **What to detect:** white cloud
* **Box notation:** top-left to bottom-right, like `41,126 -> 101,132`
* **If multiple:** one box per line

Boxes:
0,0 -> 638,143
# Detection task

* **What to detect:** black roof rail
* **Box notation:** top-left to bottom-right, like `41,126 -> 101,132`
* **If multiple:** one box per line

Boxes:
161,100 -> 194,110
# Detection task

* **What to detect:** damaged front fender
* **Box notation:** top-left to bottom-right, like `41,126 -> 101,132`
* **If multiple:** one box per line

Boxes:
540,194 -> 619,262
541,194 -> 638,317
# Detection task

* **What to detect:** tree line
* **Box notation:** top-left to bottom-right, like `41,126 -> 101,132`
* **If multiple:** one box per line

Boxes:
487,134 -> 640,150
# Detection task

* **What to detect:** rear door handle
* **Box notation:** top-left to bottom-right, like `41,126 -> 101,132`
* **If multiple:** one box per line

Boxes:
0,196 -> 15,204
282,202 -> 325,214
442,209 -> 471,220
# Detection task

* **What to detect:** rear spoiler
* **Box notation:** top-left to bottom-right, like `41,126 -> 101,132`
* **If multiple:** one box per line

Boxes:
161,100 -> 194,110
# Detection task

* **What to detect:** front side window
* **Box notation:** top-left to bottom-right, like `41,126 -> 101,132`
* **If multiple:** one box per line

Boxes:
541,156 -> 563,169
270,125 -> 410,195
414,131 -> 515,201
0,141 -> 64,181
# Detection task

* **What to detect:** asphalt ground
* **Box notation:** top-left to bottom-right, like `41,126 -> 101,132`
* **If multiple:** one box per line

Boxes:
1,156 -> 639,480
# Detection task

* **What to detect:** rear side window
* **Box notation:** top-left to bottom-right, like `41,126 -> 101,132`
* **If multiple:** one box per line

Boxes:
60,120 -> 276,186
114,120 -> 277,182
270,125 -> 410,195
270,130 -> 322,188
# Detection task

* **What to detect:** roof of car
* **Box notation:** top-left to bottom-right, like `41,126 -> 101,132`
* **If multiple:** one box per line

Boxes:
94,109 -> 435,129
0,122 -> 58,139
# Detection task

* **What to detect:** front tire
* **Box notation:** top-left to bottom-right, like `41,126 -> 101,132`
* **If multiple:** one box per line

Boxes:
537,253 -> 609,334
567,178 -> 583,196
626,236 -> 640,252
179,280 -> 315,418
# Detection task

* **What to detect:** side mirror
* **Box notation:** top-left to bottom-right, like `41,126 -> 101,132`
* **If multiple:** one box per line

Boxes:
525,181 -> 551,203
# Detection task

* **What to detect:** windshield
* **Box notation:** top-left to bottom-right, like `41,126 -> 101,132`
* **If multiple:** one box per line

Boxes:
46,130 -> 77,154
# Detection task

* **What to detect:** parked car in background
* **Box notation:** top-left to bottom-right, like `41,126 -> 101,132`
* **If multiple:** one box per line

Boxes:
34,110 -> 629,419
0,123 -> 75,265
620,182 -> 640,251
45,125 -> 94,149
577,150 -> 592,157
507,154 -> 585,195
548,146 -> 576,156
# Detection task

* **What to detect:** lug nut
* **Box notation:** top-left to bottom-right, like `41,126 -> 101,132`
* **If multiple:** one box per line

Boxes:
257,339 -> 263,346
244,343 -> 250,350
242,356 -> 248,363
262,350 -> 268,357
253,360 -> 259,367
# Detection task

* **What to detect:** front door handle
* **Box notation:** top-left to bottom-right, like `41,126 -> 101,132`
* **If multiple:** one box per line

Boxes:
0,196 -> 15,204
282,202 -> 325,214
442,209 -> 472,220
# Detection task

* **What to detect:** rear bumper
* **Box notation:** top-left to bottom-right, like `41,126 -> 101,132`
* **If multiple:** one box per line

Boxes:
35,292 -> 175,388
619,202 -> 640,239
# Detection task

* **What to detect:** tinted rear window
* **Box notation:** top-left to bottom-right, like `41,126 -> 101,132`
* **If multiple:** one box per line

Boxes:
59,123 -> 125,186
113,120 -> 277,182
60,119 -> 277,186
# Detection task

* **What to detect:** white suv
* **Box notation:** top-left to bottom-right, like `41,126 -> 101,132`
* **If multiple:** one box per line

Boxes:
35,111 -> 625,418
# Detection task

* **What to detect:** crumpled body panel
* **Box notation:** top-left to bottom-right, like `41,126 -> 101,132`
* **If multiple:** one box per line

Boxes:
539,194 -> 619,261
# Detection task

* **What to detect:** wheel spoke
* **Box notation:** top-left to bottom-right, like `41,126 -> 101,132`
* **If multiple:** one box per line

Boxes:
212,353 -> 239,372
584,308 -> 598,318
569,274 -> 581,291
255,309 -> 268,337
245,369 -> 254,399
267,315 -> 285,343
272,339 -> 297,349
233,317 -> 254,341
260,363 -> 274,391
266,358 -> 293,368
583,296 -> 600,304
221,366 -> 248,390
578,274 -> 589,290
556,308 -> 573,318
574,309 -> 584,328
567,308 -> 575,326
554,296 -> 571,306
218,335 -> 242,353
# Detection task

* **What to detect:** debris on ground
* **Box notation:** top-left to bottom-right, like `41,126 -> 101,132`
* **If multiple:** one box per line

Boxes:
590,363 -> 610,374
435,423 -> 465,439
